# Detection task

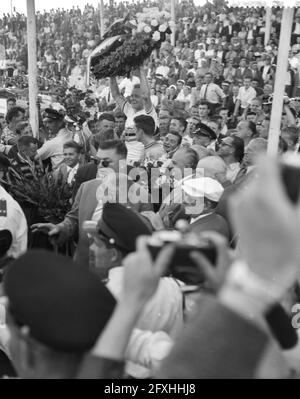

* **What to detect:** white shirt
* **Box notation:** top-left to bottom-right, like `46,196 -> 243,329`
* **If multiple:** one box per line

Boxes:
156,65 -> 170,78
107,267 -> 184,338
200,82 -> 225,104
66,163 -> 79,185
262,65 -> 272,81
0,186 -> 27,258
226,162 -> 241,183
37,128 -> 73,169
122,101 -> 158,129
237,86 -> 257,109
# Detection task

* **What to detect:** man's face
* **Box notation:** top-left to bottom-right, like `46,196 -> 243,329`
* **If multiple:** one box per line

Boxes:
96,148 -> 124,172
265,57 -> 271,65
170,119 -> 184,135
219,110 -> 228,122
21,124 -> 33,136
130,88 -> 143,111
198,105 -> 209,119
21,143 -> 38,159
44,119 -> 62,135
243,141 -> 262,167
235,121 -> 250,140
244,78 -> 251,89
196,78 -> 203,89
100,119 -> 115,133
13,111 -> 25,124
171,149 -> 189,173
264,84 -> 273,96
250,100 -> 262,114
221,83 -> 229,94
7,100 -> 16,111
247,114 -> 257,123
204,74 -> 212,84
63,147 -> 80,168
177,82 -> 184,91
88,120 -> 102,135
257,119 -> 270,139
187,118 -> 199,135
217,136 -> 234,158
159,117 -> 170,136
158,109 -> 171,122
232,86 -> 239,97
281,131 -> 296,150
163,133 -> 180,153
89,235 -> 113,279
115,117 -> 125,136
240,59 -> 247,68
193,134 -> 210,147
190,107 -> 199,118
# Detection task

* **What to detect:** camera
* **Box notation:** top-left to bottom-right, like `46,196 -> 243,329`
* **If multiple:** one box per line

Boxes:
147,229 -> 217,285
280,153 -> 300,204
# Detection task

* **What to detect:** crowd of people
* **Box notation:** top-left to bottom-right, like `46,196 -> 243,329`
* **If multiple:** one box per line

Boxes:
1,0 -> 300,380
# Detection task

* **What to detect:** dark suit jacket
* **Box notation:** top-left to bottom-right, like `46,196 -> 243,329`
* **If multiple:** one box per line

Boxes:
190,212 -> 230,242
223,94 -> 237,116
68,178 -> 153,267
232,22 -> 241,33
221,25 -> 234,40
235,67 -> 253,81
72,162 -> 97,200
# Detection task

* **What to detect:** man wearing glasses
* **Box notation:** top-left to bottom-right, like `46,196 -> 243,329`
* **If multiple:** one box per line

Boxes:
32,140 -> 153,267
217,136 -> 245,183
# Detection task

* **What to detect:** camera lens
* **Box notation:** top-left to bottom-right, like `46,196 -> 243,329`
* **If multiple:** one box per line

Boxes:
101,160 -> 110,168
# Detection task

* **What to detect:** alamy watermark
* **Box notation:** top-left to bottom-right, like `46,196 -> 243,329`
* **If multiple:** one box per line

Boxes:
95,162 -> 207,215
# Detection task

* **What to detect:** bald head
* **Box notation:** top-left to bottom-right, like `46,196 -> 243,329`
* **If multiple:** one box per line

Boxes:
191,145 -> 209,160
197,156 -> 228,184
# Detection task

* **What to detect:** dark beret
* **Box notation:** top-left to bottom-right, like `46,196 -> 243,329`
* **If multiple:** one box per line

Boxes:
97,203 -> 152,254
0,230 -> 12,259
44,108 -> 64,121
4,250 -> 116,353
194,123 -> 217,140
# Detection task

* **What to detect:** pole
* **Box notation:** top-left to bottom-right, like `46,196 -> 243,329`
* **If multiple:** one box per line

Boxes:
267,7 -> 294,156
171,0 -> 176,46
99,0 -> 105,39
26,0 -> 39,139
264,7 -> 272,47
11,0 -> 13,16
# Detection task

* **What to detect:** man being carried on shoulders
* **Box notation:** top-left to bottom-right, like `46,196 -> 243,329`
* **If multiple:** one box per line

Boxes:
110,67 -> 157,165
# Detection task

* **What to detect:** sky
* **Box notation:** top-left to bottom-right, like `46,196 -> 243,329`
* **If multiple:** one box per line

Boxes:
0,0 -> 208,15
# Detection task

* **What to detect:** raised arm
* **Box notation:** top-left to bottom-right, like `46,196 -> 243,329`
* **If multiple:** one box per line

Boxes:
137,66 -> 153,113
109,77 -> 125,110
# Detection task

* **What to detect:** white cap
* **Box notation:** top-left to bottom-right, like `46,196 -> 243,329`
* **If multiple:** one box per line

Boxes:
182,177 -> 224,202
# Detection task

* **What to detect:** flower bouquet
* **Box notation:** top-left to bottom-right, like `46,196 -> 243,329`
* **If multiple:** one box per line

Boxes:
2,167 -> 73,224
88,11 -> 173,79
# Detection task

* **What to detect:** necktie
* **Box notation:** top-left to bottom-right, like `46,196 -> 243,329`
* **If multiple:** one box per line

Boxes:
203,83 -> 209,100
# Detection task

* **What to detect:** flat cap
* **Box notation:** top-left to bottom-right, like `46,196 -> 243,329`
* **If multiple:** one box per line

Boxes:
43,108 -> 65,121
182,177 -> 224,202
4,250 -> 116,353
194,123 -> 217,140
86,203 -> 152,254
